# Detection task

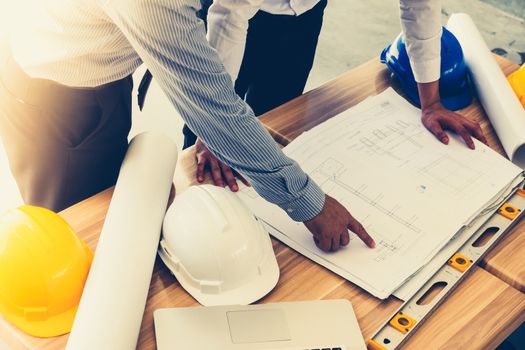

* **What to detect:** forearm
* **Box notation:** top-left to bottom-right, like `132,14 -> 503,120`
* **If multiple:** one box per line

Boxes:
417,80 -> 441,108
100,0 -> 325,221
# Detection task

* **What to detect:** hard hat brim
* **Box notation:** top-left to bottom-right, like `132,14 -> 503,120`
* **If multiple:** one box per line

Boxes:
184,259 -> 279,306
159,246 -> 280,307
1,305 -> 77,338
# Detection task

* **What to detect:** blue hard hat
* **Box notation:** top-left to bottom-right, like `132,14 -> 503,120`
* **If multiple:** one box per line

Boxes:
380,27 -> 473,111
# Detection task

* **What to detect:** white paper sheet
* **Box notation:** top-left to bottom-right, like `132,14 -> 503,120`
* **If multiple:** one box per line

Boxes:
448,13 -> 525,168
393,174 -> 523,300
238,88 -> 522,299
66,132 -> 178,350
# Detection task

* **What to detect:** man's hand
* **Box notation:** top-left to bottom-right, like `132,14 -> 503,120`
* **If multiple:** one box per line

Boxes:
303,195 -> 376,252
418,81 -> 487,149
421,101 -> 487,149
195,138 -> 250,191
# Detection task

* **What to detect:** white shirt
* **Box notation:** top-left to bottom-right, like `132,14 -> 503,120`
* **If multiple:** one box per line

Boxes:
260,0 -> 319,15
207,0 -> 442,83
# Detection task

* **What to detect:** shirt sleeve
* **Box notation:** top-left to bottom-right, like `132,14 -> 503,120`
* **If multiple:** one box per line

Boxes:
98,0 -> 325,221
207,0 -> 264,82
399,0 -> 442,83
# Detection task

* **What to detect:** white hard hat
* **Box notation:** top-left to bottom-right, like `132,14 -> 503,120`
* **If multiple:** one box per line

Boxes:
159,185 -> 279,306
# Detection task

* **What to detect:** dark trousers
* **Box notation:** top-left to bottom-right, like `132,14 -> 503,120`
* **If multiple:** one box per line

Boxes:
181,0 -> 327,149
0,51 -> 133,212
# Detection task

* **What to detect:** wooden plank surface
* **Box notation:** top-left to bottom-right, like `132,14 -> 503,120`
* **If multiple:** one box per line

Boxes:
397,267 -> 525,350
481,219 -> 525,292
2,147 -> 525,350
1,55 -> 524,350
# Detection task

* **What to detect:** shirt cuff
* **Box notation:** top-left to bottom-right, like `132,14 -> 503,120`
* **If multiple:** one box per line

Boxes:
278,178 -> 326,222
410,57 -> 441,84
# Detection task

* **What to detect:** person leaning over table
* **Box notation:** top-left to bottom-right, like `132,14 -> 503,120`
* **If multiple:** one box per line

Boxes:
1,0 -> 368,253
0,0 -> 482,253
187,0 -> 488,189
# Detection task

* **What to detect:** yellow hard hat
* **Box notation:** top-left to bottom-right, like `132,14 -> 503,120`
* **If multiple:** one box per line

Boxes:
508,64 -> 525,108
0,206 -> 93,338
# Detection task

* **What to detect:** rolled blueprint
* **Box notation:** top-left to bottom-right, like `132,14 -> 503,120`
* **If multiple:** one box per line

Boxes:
66,132 -> 178,350
448,13 -> 525,168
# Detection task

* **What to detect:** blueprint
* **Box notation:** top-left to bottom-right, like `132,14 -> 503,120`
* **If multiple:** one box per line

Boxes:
393,173 -> 523,300
238,88 -> 524,299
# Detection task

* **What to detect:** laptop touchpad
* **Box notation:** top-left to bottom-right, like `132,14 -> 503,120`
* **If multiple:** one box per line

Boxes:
227,309 -> 291,344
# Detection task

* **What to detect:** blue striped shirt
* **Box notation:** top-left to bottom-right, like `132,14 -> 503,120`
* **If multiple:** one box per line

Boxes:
9,0 -> 326,221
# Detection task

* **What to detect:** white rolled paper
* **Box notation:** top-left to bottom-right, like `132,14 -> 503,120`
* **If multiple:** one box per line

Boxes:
448,13 -> 525,168
66,132 -> 178,350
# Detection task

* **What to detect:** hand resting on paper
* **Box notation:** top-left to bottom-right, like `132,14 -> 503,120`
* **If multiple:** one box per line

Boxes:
195,138 -> 250,191
418,81 -> 488,149
303,195 -> 376,252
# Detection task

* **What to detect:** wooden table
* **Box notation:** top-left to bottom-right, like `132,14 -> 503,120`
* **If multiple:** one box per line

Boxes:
260,54 -> 525,295
1,56 -> 525,350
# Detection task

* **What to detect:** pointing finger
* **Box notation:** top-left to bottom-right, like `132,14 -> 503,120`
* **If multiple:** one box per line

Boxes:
347,215 -> 375,248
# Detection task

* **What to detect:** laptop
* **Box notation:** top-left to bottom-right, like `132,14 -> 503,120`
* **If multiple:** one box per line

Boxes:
154,299 -> 367,350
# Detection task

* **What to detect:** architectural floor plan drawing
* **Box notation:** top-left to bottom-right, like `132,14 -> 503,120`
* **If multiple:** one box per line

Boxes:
310,158 -> 422,235
418,156 -> 484,196
238,88 -> 524,299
